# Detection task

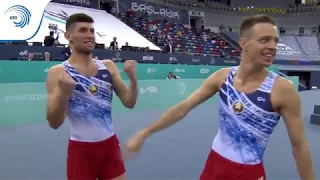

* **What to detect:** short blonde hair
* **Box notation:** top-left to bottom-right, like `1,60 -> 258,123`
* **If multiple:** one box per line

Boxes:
239,14 -> 276,38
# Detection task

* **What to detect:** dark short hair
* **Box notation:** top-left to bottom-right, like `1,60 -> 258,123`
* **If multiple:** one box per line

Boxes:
66,13 -> 94,31
239,15 -> 276,38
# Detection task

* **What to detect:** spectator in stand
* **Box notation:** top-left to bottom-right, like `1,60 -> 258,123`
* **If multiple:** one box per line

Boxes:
122,42 -> 131,51
111,6 -> 117,17
18,52 -> 34,61
126,9 -> 130,18
211,39 -> 216,45
150,34 -> 158,43
219,24 -> 225,32
126,8 -> 135,17
311,27 -> 317,34
43,52 -> 51,61
44,31 -> 58,46
109,37 -> 118,50
27,53 -> 34,61
203,34 -> 208,41
157,34 -> 165,46
125,8 -> 135,25
163,18 -> 168,23
299,27 -> 304,35
138,12 -> 148,20
166,72 -> 180,80
280,26 -> 286,35
163,40 -> 175,54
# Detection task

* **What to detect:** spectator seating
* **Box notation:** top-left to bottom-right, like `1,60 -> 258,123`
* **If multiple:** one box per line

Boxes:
295,36 -> 320,60
146,0 -> 319,14
224,32 -> 320,61
121,15 -> 240,57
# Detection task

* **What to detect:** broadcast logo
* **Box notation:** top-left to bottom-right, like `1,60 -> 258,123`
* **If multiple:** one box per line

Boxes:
5,5 -> 32,28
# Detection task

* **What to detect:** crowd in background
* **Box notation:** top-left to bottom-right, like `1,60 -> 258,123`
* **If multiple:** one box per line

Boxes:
1,0 -> 320,61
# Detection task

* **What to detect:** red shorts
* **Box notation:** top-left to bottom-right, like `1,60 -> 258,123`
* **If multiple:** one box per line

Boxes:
200,150 -> 266,180
67,135 -> 125,180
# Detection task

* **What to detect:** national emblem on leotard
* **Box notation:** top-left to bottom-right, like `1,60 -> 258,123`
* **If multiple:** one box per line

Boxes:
232,101 -> 244,114
89,84 -> 99,94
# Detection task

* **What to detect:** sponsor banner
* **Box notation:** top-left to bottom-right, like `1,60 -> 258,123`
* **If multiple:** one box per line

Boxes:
0,45 -> 318,67
50,0 -> 99,9
119,0 -> 189,24
0,45 -> 241,65
0,61 -> 225,83
0,80 -> 216,126
0,60 -> 278,83
238,7 -> 286,14
0,76 -> 298,126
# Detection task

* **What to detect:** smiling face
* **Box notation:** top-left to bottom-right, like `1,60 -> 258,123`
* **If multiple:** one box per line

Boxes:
65,22 -> 95,54
64,13 -> 95,55
239,15 -> 279,68
240,23 -> 278,67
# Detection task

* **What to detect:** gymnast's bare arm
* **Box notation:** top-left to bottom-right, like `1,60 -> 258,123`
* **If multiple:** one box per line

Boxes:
102,60 -> 138,109
46,65 -> 74,129
272,78 -> 314,180
141,68 -> 231,137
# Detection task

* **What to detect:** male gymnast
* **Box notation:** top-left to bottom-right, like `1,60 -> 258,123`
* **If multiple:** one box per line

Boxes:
46,13 -> 137,180
124,15 -> 314,180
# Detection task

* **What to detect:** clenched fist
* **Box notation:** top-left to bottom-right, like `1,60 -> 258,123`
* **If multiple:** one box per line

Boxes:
58,72 -> 76,95
123,60 -> 137,80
